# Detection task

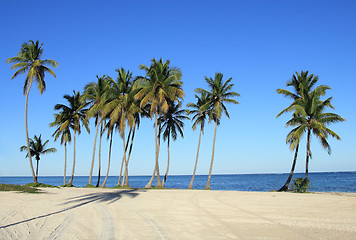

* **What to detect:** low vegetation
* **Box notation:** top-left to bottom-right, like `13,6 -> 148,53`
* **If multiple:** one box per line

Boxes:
0,184 -> 41,193
25,183 -> 58,188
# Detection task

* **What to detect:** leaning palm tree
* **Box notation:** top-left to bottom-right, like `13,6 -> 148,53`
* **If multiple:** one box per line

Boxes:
283,95 -> 345,179
54,91 -> 89,186
82,75 -> 112,186
196,73 -> 239,190
276,71 -> 309,191
20,135 -> 57,181
134,58 -> 184,188
187,93 -> 210,189
277,114 -> 304,191
158,101 -> 189,186
50,112 -> 72,186
277,71 -> 344,179
7,40 -> 58,183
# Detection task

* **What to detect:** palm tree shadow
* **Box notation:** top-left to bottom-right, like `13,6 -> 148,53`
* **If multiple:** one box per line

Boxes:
0,189 -> 145,229
63,189 -> 143,208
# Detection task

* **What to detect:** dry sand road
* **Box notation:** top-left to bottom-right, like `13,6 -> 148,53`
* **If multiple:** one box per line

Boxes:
0,188 -> 355,239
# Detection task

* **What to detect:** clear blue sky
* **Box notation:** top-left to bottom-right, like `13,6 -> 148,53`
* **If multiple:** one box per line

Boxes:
0,1 -> 355,176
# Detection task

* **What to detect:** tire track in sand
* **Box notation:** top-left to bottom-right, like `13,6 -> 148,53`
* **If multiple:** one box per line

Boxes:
123,202 -> 170,240
215,194 -> 317,240
190,193 -> 242,239
96,203 -> 116,240
45,212 -> 74,240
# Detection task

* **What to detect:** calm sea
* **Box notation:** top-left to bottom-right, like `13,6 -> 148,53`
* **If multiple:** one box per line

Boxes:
0,172 -> 355,192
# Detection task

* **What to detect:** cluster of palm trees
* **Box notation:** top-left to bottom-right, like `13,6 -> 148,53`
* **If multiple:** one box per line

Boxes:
276,71 -> 345,191
8,40 -> 344,191
7,40 -> 239,189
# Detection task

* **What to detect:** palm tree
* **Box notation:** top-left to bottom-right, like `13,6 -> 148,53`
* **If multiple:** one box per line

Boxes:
54,91 -> 89,186
276,71 -> 308,191
104,68 -> 140,187
196,73 -> 239,190
285,95 -> 345,179
277,114 -> 303,191
187,93 -> 210,189
100,119 -> 114,187
134,58 -> 184,188
20,135 -> 57,181
158,101 -> 189,186
277,71 -> 345,179
50,112 -> 72,186
82,75 -> 112,186
7,40 -> 58,183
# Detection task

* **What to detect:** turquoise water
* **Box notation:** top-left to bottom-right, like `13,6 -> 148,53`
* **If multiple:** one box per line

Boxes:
1,172 -> 355,192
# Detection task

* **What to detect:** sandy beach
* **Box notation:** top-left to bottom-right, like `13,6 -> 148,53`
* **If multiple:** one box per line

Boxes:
0,188 -> 355,240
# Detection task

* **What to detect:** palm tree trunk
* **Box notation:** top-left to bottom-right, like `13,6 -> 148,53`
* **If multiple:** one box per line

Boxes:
120,132 -> 128,187
63,142 -> 67,186
155,112 -> 162,187
67,130 -> 76,186
89,116 -> 100,185
188,126 -> 203,189
145,112 -> 162,188
162,137 -> 170,187
24,82 -> 37,183
124,125 -> 136,185
101,131 -> 113,187
205,120 -> 218,190
96,123 -> 103,187
278,143 -> 299,192
117,129 -> 131,186
305,128 -> 311,180
36,159 -> 39,182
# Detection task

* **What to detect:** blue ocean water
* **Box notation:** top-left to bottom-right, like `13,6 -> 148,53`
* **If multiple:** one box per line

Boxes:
0,172 -> 355,192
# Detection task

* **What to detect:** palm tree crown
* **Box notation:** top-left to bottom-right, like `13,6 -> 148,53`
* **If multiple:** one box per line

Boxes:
196,72 -> 239,121
134,58 -> 184,115
158,102 -> 189,142
7,40 -> 58,95
20,135 -> 57,161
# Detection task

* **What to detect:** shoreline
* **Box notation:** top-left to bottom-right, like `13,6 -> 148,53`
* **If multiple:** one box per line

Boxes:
1,188 -> 355,239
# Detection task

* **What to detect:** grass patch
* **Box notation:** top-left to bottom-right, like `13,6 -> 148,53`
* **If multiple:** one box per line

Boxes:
0,184 -> 41,194
112,185 -> 132,189
151,186 -> 166,189
25,183 -> 59,188
84,184 -> 96,188
62,184 -> 76,187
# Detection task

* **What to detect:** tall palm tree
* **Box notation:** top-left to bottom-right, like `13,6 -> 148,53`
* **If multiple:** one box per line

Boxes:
158,101 -> 189,186
277,71 -> 344,179
187,93 -> 210,189
276,71 -> 308,191
50,112 -> 72,186
100,118 -> 113,187
83,75 -> 112,186
105,68 -> 140,187
134,58 -> 184,188
7,40 -> 58,183
54,91 -> 89,186
196,73 -> 239,190
20,135 -> 57,181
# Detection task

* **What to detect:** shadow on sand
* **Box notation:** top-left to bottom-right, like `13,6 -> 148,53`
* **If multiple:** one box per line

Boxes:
0,189 -> 144,229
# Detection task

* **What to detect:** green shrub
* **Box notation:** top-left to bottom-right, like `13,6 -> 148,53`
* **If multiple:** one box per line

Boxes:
291,178 -> 310,193
25,183 -> 58,188
0,184 -> 41,193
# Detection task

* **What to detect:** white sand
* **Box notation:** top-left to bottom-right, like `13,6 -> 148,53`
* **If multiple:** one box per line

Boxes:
0,188 -> 355,239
